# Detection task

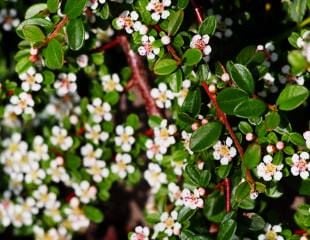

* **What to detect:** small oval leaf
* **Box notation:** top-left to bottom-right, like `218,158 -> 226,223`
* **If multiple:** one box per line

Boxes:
66,18 -> 85,50
154,58 -> 178,75
217,88 -> 249,115
276,85 -> 309,111
233,99 -> 266,118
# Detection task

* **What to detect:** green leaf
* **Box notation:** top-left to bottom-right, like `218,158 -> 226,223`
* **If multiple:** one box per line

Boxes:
199,16 -> 217,36
16,18 -> 53,38
217,219 -> 237,240
299,179 -> 310,196
236,45 -> 265,65
178,207 -> 196,223
83,206 -> 104,223
22,25 -> 45,43
184,165 -> 211,187
234,99 -> 266,118
167,10 -> 184,36
43,39 -> 64,69
168,69 -> 182,92
289,132 -> 305,146
217,88 -> 249,115
181,88 -> 201,116
248,214 -> 265,231
190,121 -> 223,152
177,0 -> 189,9
65,153 -> 81,170
47,0 -> 59,13
288,32 -> 299,48
288,0 -> 307,23
100,3 -> 110,20
227,62 -> 255,94
276,85 -> 309,111
64,0 -> 88,19
66,18 -> 85,50
244,144 -> 261,169
183,48 -> 202,66
233,181 -> 250,206
25,3 -> 47,19
288,50 -> 308,74
154,58 -> 178,75
15,57 -> 32,74
238,121 -> 253,134
265,112 -> 280,131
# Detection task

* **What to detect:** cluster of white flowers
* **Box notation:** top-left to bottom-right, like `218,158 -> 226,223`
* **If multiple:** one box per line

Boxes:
213,137 -> 237,165
138,35 -> 160,60
258,224 -> 284,240
87,0 -> 106,10
115,10 -> 148,35
153,210 -> 181,238
144,163 -> 167,193
257,155 -> 283,181
180,188 -> 205,209
291,152 -> 310,179
115,125 -> 135,152
54,73 -> 77,97
10,92 -> 35,116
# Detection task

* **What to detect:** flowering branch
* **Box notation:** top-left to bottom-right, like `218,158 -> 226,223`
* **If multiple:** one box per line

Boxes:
94,35 -> 161,116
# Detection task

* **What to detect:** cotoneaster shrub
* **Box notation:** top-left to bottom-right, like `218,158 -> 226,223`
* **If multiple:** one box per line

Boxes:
0,0 -> 309,239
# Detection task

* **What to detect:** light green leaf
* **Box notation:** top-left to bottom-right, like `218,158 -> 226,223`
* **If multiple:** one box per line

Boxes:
66,18 -> 85,50
16,18 -> 53,38
43,39 -> 64,69
288,50 -> 308,74
47,0 -> 59,13
190,121 -> 223,152
236,45 -> 265,65
233,99 -> 266,118
276,85 -> 309,110
199,16 -> 217,36
154,58 -> 178,75
83,206 -> 104,223
64,0 -> 88,19
289,0 -> 307,23
183,48 -> 202,66
22,25 -> 45,43
167,10 -> 184,36
217,88 -> 249,115
25,3 -> 47,19
227,62 -> 255,94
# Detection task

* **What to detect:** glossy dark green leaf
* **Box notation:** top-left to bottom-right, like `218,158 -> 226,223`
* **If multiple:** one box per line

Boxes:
217,219 -> 237,240
16,18 -> 53,38
64,0 -> 88,19
183,48 -> 202,66
66,18 -> 85,50
22,25 -> 45,43
217,88 -> 249,115
265,112 -> 280,131
177,0 -> 189,9
43,39 -> 64,69
238,121 -> 253,134
276,85 -> 309,110
154,58 -> 178,75
168,69 -> 183,92
199,16 -> 217,35
47,0 -> 59,13
236,45 -> 265,65
227,62 -> 255,94
233,181 -> 250,206
177,207 -> 196,223
181,88 -> 201,116
234,99 -> 266,118
244,143 -> 261,169
25,3 -> 47,19
83,206 -> 104,223
167,10 -> 184,36
190,121 -> 223,152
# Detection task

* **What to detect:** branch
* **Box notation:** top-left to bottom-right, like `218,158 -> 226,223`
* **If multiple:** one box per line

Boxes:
224,178 -> 231,212
190,0 -> 204,24
94,35 -> 161,116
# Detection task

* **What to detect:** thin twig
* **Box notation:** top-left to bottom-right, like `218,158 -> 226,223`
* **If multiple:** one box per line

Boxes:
224,178 -> 231,212
94,35 -> 161,116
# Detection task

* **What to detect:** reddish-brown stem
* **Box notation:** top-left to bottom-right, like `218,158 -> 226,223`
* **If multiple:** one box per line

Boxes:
153,25 -> 182,64
37,16 -> 69,50
224,178 -> 231,212
190,0 -> 204,24
94,35 -> 161,116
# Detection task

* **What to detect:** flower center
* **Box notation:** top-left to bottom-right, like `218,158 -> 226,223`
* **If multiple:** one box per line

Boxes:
265,230 -> 277,240
194,39 -> 206,51
266,163 -> 277,174
165,217 -> 174,228
296,159 -> 307,171
219,145 -> 230,157
154,2 -> 164,13
123,16 -> 133,27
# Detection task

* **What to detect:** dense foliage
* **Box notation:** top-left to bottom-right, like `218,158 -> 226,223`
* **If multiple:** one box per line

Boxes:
0,0 -> 309,239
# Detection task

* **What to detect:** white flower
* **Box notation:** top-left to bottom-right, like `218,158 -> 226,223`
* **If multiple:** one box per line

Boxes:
153,119 -> 176,148
176,80 -> 191,106
151,83 -> 174,109
145,139 -> 167,161
115,10 -> 147,35
2,104 -> 21,128
76,54 -> 89,68
213,137 -> 237,165
161,35 -> 171,45
86,160 -> 109,182
144,163 -> 167,193
115,125 -> 135,152
33,185 -> 57,209
168,183 -> 183,206
0,201 -> 11,227
54,73 -> 77,97
73,181 -> 97,204
181,131 -> 193,155
81,143 -> 102,166
9,204 -> 33,227
24,162 -> 46,185
32,135 -> 49,161
85,123 -> 109,144
190,34 -> 212,55
101,73 -> 123,92
111,153 -> 135,179
44,201 -> 63,223
171,159 -> 185,176
303,130 -> 310,149
2,133 -> 28,160
154,211 -> 181,237
10,92 -> 35,116
50,126 -> 73,151
146,0 -> 171,22
47,157 -> 70,184
87,98 -> 112,123
64,197 -> 90,231
257,155 -> 283,181
0,9 -> 20,31
181,188 -> 205,209
258,224 -> 284,240
130,226 -> 150,240
138,35 -> 160,60
19,67 -> 43,92
291,152 -> 310,179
